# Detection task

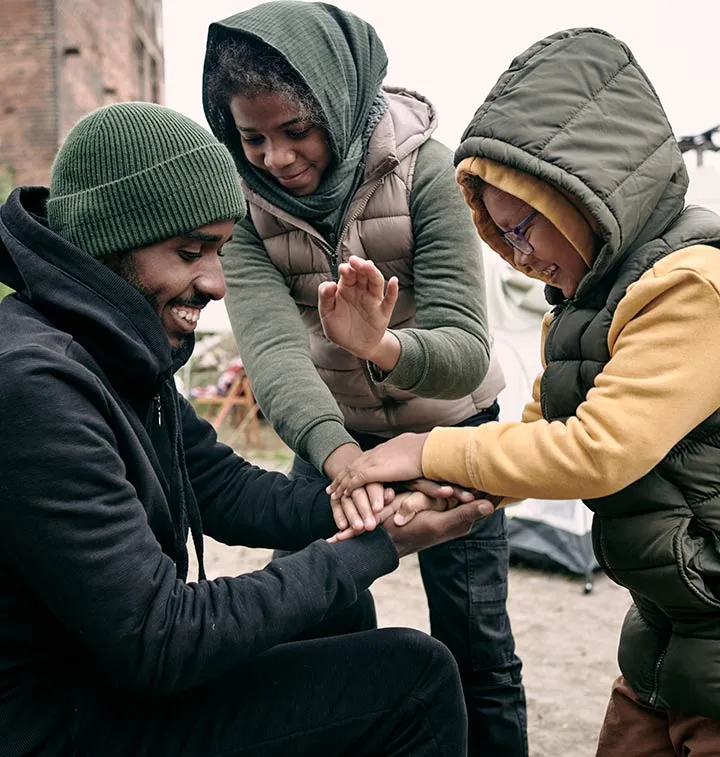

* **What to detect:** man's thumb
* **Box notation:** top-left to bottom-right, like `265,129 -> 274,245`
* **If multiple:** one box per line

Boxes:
443,500 -> 491,536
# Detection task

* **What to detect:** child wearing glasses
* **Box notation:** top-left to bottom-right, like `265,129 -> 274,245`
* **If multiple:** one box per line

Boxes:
325,27 -> 720,755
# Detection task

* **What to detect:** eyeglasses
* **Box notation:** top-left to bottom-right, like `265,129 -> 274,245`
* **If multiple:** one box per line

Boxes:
501,210 -> 539,256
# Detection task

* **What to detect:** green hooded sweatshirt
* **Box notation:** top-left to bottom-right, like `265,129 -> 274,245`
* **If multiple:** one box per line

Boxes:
201,1 -> 492,471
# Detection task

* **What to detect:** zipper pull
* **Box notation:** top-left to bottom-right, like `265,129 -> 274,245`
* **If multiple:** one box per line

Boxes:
154,394 -> 162,427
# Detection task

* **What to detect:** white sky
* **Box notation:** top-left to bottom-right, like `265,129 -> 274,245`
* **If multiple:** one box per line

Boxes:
162,0 -> 720,149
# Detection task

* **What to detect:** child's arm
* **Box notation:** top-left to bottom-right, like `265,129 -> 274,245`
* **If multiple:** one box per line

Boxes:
423,246 -> 720,501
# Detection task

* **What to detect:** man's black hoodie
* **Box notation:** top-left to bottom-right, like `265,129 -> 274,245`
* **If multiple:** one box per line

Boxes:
0,188 -> 398,755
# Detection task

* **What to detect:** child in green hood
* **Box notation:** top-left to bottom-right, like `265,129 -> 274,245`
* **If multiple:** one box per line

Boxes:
326,27 -> 720,756
202,2 -> 527,754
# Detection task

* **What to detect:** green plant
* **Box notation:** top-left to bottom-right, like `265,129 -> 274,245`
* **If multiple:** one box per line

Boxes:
0,162 -> 14,299
0,160 -> 13,203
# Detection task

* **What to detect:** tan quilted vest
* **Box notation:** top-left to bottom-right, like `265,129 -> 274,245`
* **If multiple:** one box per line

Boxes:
243,88 -> 504,435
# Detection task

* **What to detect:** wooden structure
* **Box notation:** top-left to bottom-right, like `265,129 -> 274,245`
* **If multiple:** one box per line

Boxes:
192,369 -> 261,449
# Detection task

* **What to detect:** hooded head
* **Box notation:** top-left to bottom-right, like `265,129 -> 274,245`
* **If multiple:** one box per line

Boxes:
454,28 -> 688,301
202,1 -> 388,227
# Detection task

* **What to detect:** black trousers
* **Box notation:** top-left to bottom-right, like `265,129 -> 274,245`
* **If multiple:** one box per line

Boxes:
284,403 -> 528,757
68,628 -> 466,756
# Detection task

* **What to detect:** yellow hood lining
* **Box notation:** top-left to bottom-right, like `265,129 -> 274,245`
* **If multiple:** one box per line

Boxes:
455,157 -> 597,285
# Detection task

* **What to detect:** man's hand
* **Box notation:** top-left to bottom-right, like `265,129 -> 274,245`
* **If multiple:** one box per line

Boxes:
383,500 -> 495,557
318,256 -> 400,370
327,433 -> 429,500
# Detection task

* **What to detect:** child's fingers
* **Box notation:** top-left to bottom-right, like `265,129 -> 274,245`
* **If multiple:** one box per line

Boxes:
317,281 -> 338,317
366,262 -> 386,300
348,488 -> 378,530
337,262 -> 358,289
365,482 -> 386,513
393,491 -> 447,526
449,486 -> 476,503
376,503 -> 398,525
407,478 -> 454,499
382,276 -> 399,315
340,495 -> 364,532
348,257 -> 385,299
327,526 -> 363,542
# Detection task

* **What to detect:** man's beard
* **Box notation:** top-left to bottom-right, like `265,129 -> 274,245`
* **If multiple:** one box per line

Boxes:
114,253 -> 160,313
109,253 -> 186,353
110,253 -> 208,354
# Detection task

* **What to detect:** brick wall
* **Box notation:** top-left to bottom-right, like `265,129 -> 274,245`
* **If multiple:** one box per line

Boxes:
0,0 -> 164,188
0,0 -> 58,188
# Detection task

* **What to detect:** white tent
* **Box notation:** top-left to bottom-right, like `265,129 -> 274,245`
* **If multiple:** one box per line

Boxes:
483,249 -> 598,591
684,151 -> 720,214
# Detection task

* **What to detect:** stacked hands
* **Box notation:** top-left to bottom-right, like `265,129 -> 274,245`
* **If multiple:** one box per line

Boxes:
318,256 -> 497,555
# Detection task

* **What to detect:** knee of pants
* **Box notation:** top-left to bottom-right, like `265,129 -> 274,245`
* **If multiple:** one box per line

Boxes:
291,589 -> 377,642
385,627 -> 464,694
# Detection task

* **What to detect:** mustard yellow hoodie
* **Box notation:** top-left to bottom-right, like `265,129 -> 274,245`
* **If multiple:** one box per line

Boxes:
435,26 -> 720,721
422,140 -> 720,502
423,238 -> 720,501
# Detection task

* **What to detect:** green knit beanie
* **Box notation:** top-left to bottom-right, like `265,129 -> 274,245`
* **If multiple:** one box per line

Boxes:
47,101 -> 246,258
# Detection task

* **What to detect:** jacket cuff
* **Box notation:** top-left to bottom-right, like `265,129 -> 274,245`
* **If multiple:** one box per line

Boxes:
422,426 -> 478,489
309,488 -> 341,540
299,420 -> 357,473
330,528 -> 399,594
368,329 -> 428,391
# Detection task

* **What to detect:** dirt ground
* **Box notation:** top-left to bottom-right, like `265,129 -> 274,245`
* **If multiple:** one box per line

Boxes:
192,423 -> 632,757
199,537 -> 629,757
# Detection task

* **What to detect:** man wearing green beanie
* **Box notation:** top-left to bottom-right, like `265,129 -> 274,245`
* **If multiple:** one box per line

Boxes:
0,101 -> 476,755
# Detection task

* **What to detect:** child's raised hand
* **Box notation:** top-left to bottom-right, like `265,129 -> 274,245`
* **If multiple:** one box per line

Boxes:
318,255 -> 399,362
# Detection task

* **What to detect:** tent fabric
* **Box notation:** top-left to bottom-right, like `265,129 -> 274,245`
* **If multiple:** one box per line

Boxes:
484,249 -> 599,587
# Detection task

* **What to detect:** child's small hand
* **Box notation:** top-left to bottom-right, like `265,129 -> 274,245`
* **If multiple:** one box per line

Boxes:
328,490 -> 446,542
318,255 -> 399,361
329,483 -> 394,535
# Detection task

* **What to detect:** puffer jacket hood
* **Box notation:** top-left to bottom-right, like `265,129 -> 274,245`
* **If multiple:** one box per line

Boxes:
454,28 -> 689,300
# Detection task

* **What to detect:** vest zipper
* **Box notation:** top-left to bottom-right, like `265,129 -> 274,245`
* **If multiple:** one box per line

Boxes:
649,647 -> 668,706
154,394 -> 162,427
324,173 -> 389,277
540,298 -> 572,418
595,525 -> 620,586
